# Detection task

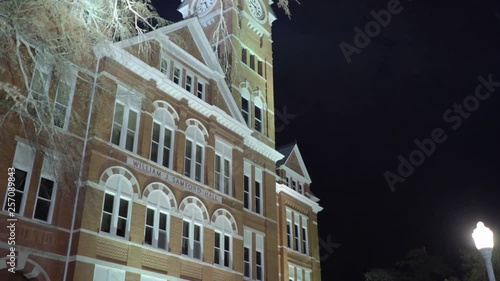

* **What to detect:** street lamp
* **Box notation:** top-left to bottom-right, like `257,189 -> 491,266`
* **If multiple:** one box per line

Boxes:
472,221 -> 496,281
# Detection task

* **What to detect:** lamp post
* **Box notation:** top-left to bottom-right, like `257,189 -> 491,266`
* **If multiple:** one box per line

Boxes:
472,221 -> 496,281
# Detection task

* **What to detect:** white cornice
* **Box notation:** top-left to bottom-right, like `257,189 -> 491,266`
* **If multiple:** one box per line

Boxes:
276,183 -> 323,214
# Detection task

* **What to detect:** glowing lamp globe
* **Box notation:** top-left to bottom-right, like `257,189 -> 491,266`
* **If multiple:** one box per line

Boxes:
472,221 -> 494,250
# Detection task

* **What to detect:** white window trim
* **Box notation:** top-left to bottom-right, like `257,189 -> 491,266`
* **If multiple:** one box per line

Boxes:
3,142 -> 35,216
256,233 -> 265,281
243,162 -> 252,211
214,225 -> 233,269
111,88 -> 142,153
53,67 -> 77,130
184,127 -> 205,183
185,70 -> 194,94
93,264 -> 125,281
254,167 -> 263,215
244,229 -> 252,279
301,216 -> 309,255
172,62 -> 183,86
214,138 -> 232,196
99,177 -> 133,240
160,53 -> 171,76
150,110 -> 175,169
32,156 -> 58,224
182,219 -> 204,260
144,192 -> 171,251
196,76 -> 207,101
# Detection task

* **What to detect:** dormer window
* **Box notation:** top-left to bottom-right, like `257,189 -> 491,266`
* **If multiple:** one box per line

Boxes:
173,67 -> 181,85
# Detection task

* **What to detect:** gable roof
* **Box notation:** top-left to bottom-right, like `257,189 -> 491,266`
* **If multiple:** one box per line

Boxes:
277,142 -> 312,183
113,17 -> 245,125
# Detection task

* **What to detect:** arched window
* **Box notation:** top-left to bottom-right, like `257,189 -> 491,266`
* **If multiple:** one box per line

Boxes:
213,216 -> 233,268
184,125 -> 205,183
144,190 -> 171,250
181,203 -> 204,260
150,108 -> 175,169
100,175 -> 134,239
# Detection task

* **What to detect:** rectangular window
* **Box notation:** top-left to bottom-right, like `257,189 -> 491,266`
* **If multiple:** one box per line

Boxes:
111,91 -> 140,153
53,68 -> 76,129
250,54 -> 255,70
184,139 -> 203,183
214,139 -> 232,195
184,140 -> 192,178
292,180 -> 297,191
242,48 -> 247,64
173,67 -> 181,85
150,121 -> 173,169
241,96 -> 250,125
301,216 -> 308,254
93,265 -> 125,281
4,142 -> 35,215
294,215 -> 300,252
185,74 -> 193,93
33,156 -> 58,223
28,59 -> 52,119
255,168 -> 263,215
254,105 -> 262,133
160,57 -> 169,75
256,234 -> 264,281
145,208 -> 154,246
305,270 -> 311,281
197,82 -> 204,100
214,232 -> 221,265
288,264 -> 295,281
100,193 -> 130,238
243,162 -> 251,210
258,60 -> 263,76
193,224 -> 202,259
195,144 -> 203,182
286,210 -> 292,248
214,231 -> 232,268
182,220 -> 189,255
298,183 -> 303,194
244,229 -> 252,278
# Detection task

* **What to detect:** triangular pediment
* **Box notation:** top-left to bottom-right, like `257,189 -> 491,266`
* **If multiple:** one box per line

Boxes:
113,18 -> 245,124
278,143 -> 311,183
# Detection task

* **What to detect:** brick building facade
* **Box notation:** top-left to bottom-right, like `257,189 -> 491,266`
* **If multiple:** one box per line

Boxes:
0,1 -> 323,281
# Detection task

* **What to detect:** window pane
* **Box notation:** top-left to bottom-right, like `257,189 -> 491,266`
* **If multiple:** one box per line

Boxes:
146,208 -> 154,226
255,106 -> 262,119
196,145 -> 202,163
194,241 -> 201,259
103,193 -> 114,213
145,226 -> 153,245
15,169 -> 28,192
152,123 -> 160,142
128,110 -> 137,131
224,160 -> 230,177
101,213 -> 111,233
224,251 -> 230,267
150,143 -> 158,162
56,82 -> 71,104
119,199 -> 128,217
125,130 -> 134,151
159,213 -> 167,230
162,147 -> 170,168
164,128 -> 172,147
38,178 -> 54,199
215,155 -> 221,173
158,230 -> 167,249
34,199 -> 50,221
182,237 -> 189,255
173,68 -> 181,84
194,224 -> 201,241
224,235 -> 230,250
114,103 -> 124,125
117,217 -> 126,237
215,232 -> 220,247
214,249 -> 220,264
111,124 -> 121,145
255,182 -> 260,197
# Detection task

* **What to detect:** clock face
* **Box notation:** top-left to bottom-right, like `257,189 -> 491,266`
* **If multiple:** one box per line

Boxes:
248,0 -> 265,20
195,0 -> 216,15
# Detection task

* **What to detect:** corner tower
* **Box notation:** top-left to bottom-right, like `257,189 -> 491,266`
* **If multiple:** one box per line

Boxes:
179,0 -> 278,148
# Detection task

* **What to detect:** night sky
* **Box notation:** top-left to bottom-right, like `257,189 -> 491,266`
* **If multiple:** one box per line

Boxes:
155,1 -> 500,280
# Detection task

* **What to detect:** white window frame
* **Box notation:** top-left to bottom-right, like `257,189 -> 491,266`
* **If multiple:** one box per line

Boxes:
144,190 -> 170,251
254,167 -> 263,215
286,209 -> 292,249
185,71 -> 194,93
93,265 -> 125,281
181,205 -> 204,260
253,96 -> 264,134
256,233 -> 264,281
214,217 -> 233,269
99,175 -> 133,240
294,213 -> 301,252
28,55 -> 52,119
301,216 -> 309,255
111,87 -> 141,153
288,264 -> 295,281
172,63 -> 182,85
241,95 -> 250,126
33,155 -> 58,224
184,127 -> 205,183
53,66 -> 77,130
214,139 -> 232,196
150,109 -> 175,169
243,162 -> 252,210
244,229 -> 252,278
3,142 -> 35,216
196,78 -> 206,100
160,53 -> 170,76
292,180 -> 297,191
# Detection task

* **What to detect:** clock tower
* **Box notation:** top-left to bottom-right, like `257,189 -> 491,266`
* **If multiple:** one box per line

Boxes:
178,0 -> 278,149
